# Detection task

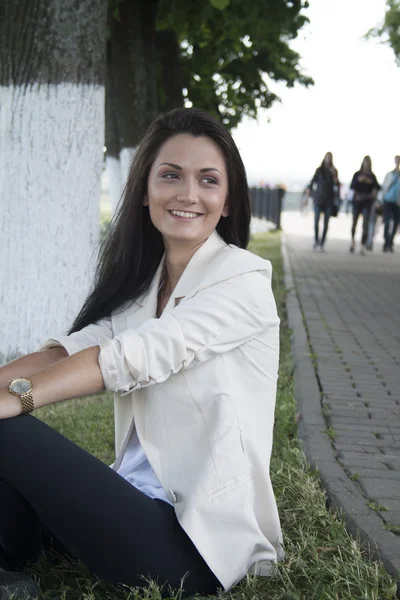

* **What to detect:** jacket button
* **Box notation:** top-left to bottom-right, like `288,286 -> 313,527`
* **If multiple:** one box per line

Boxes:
166,489 -> 177,504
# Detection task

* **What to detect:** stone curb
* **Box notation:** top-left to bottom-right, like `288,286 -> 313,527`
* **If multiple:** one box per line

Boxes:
281,233 -> 400,587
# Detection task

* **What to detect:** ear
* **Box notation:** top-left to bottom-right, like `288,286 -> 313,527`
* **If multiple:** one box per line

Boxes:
221,203 -> 229,218
143,194 -> 149,206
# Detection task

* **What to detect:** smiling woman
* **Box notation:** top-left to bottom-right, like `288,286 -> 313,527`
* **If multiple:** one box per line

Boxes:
0,108 -> 281,600
144,134 -> 230,310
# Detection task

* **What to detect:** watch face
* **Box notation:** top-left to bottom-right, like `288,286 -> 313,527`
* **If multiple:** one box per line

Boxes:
10,378 -> 31,395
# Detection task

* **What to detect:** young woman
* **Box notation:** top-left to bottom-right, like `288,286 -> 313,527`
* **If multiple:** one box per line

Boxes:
349,156 -> 380,255
307,152 -> 339,251
0,108 -> 283,599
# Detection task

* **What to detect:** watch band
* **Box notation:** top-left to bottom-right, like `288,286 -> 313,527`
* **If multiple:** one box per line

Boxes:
20,391 -> 35,414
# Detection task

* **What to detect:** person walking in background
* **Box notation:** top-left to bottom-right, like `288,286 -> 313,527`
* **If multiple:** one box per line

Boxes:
307,152 -> 339,252
382,155 -> 400,252
349,156 -> 380,255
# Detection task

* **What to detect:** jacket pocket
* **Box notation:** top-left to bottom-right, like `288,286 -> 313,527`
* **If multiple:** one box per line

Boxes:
206,469 -> 251,499
183,357 -> 249,487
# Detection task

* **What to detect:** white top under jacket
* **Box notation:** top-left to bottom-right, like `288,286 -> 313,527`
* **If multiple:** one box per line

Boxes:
41,231 -> 283,591
116,427 -> 172,505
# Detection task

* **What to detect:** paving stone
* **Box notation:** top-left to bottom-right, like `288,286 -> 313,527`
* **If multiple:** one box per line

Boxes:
331,416 -> 399,425
331,402 -> 399,410
374,499 -> 400,513
329,409 -> 383,419
335,434 -> 400,447
333,443 -> 386,454
338,455 -> 396,467
361,479 -> 400,499
334,424 -> 400,433
345,467 -> 400,481
381,511 -> 400,526
359,478 -> 400,500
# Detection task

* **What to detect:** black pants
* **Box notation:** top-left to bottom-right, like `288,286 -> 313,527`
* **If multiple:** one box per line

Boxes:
383,202 -> 399,249
314,203 -> 332,246
351,199 -> 372,245
0,415 -> 221,598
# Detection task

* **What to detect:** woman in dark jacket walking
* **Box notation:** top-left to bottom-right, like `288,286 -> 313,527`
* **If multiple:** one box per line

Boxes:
307,152 -> 339,251
349,156 -> 380,255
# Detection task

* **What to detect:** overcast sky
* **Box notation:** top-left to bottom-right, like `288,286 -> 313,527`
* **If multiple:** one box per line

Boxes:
232,0 -> 400,188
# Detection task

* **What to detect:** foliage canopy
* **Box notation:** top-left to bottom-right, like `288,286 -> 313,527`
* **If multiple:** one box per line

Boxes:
366,0 -> 400,65
157,0 -> 313,129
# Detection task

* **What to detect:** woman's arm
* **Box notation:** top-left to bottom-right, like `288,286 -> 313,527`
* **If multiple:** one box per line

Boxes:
350,172 -> 359,190
373,173 -> 381,191
0,346 -> 68,388
0,346 -> 104,419
307,168 -> 319,191
97,268 -> 277,395
331,167 -> 339,186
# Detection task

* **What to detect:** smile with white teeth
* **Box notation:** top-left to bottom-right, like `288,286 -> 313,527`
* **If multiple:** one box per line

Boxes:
170,210 -> 201,218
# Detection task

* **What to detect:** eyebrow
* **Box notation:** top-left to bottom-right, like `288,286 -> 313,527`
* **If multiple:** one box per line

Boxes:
158,162 -> 222,174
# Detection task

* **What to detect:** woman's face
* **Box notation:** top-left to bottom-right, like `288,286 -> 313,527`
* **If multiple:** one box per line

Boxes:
145,134 -> 229,251
324,152 -> 333,166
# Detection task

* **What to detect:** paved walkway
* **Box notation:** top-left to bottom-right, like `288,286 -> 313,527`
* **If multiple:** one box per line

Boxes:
282,210 -> 400,582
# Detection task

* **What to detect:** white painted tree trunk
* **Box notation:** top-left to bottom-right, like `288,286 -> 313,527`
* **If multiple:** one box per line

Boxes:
0,83 -> 104,362
106,147 -> 136,213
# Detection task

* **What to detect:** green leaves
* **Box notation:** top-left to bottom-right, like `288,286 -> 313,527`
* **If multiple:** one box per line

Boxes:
157,0 -> 313,130
366,0 -> 400,65
209,0 -> 230,9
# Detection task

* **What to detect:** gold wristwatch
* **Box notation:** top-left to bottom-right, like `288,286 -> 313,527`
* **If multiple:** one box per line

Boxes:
8,378 -> 35,414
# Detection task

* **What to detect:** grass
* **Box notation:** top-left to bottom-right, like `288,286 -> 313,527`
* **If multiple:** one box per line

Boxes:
384,524 -> 400,536
33,231 -> 398,600
324,426 -> 337,442
366,501 -> 389,513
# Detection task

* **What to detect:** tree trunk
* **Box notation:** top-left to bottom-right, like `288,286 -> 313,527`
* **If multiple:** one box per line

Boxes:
156,29 -> 184,112
0,0 -> 107,363
106,0 -> 159,213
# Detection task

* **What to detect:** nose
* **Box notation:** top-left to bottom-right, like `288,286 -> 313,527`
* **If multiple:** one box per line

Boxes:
176,178 -> 199,205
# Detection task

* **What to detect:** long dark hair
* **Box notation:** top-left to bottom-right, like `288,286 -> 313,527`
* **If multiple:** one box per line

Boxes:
360,155 -> 372,172
314,151 -> 335,188
69,107 -> 251,334
320,151 -> 333,170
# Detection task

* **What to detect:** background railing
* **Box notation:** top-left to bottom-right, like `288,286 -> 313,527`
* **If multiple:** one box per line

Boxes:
249,186 -> 285,229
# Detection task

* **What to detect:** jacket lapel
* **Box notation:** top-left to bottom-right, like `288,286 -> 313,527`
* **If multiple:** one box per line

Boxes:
123,229 -> 266,327
162,231 -> 227,314
125,257 -> 165,329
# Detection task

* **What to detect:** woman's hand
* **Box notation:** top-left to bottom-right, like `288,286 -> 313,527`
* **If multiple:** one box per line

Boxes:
0,387 -> 22,420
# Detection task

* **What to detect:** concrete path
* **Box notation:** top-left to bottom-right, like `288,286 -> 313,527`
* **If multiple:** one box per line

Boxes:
282,210 -> 400,582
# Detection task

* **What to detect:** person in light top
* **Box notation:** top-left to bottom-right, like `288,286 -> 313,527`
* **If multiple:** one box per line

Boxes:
0,108 -> 282,600
381,155 -> 400,252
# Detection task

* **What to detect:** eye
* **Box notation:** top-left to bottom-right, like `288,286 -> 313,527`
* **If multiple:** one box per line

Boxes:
202,176 -> 218,185
162,172 -> 179,180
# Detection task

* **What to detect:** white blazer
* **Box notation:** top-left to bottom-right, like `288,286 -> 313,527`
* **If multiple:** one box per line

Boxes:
43,231 -> 283,590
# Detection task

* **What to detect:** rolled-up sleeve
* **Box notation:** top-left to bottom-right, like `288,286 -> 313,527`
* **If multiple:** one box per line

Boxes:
39,318 -> 113,356
99,269 -> 278,395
